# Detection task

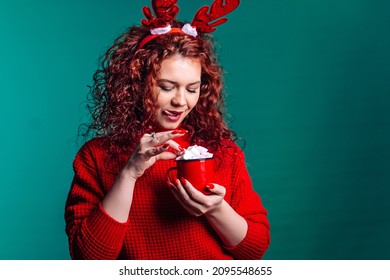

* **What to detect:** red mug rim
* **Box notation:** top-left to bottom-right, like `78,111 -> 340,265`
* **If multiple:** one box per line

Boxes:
175,156 -> 214,162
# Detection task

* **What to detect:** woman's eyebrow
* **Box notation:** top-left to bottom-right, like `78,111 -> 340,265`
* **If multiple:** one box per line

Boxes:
157,79 -> 177,85
187,81 -> 201,86
157,79 -> 201,86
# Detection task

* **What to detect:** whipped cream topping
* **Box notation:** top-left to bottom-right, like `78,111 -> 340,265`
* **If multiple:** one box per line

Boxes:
176,145 -> 213,160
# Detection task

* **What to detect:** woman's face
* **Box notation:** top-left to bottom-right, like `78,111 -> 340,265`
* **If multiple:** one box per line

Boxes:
152,54 -> 201,130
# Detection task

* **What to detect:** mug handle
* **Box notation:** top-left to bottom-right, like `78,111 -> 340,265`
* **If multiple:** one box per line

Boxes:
166,166 -> 178,186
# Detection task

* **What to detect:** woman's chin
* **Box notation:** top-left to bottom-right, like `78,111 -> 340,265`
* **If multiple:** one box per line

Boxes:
154,121 -> 181,131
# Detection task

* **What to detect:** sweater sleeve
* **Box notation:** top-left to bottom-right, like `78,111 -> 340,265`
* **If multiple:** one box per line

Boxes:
64,140 -> 129,259
224,147 -> 271,259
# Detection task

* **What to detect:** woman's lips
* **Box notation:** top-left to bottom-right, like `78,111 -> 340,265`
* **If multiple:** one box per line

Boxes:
163,110 -> 183,122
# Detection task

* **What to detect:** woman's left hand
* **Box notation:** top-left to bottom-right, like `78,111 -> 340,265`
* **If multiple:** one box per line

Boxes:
170,178 -> 248,247
168,179 -> 226,217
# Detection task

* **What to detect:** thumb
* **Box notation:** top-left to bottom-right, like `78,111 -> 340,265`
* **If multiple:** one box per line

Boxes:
156,151 -> 178,161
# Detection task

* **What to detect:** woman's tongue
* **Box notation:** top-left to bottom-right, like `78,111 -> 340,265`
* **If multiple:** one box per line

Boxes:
163,110 -> 181,121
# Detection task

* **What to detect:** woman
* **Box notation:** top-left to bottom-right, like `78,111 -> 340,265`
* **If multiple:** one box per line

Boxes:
65,0 -> 270,260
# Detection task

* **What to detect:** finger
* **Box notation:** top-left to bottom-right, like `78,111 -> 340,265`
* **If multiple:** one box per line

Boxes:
143,130 -> 188,147
205,183 -> 226,197
140,132 -> 164,145
140,133 -> 156,144
141,139 -> 183,157
155,150 -> 179,161
164,139 -> 185,155
170,180 -> 204,216
167,180 -> 177,190
179,178 -> 207,204
168,185 -> 202,216
175,178 -> 192,200
143,144 -> 170,159
153,139 -> 185,160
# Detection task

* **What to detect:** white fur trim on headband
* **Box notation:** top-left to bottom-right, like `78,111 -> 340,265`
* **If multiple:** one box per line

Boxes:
150,24 -> 172,35
182,23 -> 198,37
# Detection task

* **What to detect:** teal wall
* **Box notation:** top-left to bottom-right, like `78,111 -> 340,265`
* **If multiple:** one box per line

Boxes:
0,0 -> 389,259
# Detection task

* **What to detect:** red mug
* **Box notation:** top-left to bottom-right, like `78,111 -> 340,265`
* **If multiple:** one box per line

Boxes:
167,157 -> 214,194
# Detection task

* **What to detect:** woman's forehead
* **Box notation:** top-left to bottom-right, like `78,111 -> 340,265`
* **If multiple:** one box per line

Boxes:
157,55 -> 201,81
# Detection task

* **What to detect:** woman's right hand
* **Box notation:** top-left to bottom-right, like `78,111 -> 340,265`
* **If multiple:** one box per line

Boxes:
122,129 -> 187,180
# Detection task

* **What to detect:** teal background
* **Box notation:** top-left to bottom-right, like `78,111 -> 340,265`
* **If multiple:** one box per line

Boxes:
0,0 -> 389,259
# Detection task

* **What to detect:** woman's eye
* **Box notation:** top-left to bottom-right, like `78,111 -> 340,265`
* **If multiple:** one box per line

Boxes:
160,86 -> 173,92
187,88 -> 198,93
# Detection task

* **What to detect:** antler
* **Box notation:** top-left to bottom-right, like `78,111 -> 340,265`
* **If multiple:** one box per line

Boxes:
142,0 -> 179,28
191,0 -> 240,33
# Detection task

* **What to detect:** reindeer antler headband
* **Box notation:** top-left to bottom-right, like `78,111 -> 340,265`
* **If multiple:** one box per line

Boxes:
137,0 -> 240,49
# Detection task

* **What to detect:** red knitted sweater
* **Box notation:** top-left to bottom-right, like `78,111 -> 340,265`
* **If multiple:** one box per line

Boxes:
65,137 -> 270,259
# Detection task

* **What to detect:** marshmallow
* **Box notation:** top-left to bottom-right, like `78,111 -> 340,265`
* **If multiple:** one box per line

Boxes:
177,145 -> 213,160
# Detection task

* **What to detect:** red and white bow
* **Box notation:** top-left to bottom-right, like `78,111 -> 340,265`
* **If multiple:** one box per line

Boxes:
138,0 -> 240,49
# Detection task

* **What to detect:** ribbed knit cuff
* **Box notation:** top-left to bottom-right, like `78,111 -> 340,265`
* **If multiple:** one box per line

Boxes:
83,203 -> 130,252
224,222 -> 270,260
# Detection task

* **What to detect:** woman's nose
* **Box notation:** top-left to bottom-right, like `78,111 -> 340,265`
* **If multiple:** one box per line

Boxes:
171,89 -> 186,106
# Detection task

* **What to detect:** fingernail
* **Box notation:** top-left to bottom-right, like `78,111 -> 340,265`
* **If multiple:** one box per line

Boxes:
206,183 -> 214,190
172,129 -> 188,135
180,178 -> 187,185
175,146 -> 185,155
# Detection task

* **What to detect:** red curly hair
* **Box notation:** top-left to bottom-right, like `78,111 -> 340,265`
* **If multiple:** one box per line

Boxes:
82,21 -> 237,155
